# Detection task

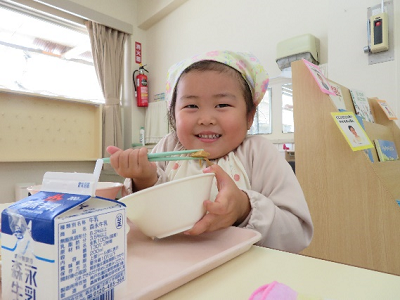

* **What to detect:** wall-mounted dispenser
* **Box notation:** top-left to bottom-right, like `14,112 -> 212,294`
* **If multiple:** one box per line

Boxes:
369,12 -> 389,53
276,34 -> 320,71
364,0 -> 394,65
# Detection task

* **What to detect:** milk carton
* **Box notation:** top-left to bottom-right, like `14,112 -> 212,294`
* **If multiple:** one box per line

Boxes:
1,160 -> 126,299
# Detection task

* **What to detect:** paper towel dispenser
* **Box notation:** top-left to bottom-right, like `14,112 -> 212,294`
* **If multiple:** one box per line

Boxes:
276,34 -> 320,70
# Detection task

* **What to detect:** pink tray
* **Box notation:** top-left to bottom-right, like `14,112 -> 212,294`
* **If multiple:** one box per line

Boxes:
116,221 -> 261,300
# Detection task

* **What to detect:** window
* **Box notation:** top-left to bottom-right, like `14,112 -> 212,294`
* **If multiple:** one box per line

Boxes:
0,3 -> 103,102
248,87 -> 272,135
249,78 -> 294,140
282,83 -> 294,133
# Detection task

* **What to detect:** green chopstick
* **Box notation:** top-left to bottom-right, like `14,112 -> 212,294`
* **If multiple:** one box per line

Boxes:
148,156 -> 199,162
102,149 -> 204,163
147,149 -> 203,158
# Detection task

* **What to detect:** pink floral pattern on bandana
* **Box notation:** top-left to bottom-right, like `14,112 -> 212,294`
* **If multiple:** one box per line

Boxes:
165,50 -> 269,107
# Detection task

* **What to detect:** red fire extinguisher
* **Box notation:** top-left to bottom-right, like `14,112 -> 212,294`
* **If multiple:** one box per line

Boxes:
133,64 -> 149,107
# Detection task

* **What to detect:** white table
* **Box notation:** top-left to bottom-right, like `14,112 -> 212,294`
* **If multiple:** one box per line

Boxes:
158,245 -> 400,300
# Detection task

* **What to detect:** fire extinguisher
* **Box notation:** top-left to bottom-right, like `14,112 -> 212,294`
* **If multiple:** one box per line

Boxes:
133,64 -> 149,107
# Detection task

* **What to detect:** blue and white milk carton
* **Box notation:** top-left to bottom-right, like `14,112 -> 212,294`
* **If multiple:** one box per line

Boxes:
1,160 -> 126,299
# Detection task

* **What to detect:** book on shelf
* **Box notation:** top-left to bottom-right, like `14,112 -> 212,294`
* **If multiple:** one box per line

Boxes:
355,115 -> 374,162
331,112 -> 374,151
364,148 -> 374,162
349,89 -> 375,123
376,99 -> 398,120
302,59 -> 336,96
328,81 -> 346,111
374,139 -> 399,162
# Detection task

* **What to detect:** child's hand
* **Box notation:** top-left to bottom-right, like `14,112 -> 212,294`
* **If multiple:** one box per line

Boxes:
106,146 -> 158,190
185,164 -> 251,236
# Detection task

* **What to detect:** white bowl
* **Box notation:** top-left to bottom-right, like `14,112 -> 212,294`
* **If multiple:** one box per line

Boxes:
27,182 -> 123,200
119,173 -> 215,239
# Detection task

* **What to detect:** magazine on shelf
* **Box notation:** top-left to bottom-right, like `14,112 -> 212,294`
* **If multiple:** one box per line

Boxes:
331,112 -> 374,151
349,89 -> 375,123
328,81 -> 346,111
376,99 -> 398,120
374,139 -> 399,162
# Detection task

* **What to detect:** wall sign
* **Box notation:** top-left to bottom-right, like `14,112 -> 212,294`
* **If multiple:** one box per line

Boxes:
135,42 -> 142,64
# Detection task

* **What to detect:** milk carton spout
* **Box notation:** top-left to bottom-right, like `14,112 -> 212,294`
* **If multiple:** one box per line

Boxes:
40,159 -> 104,196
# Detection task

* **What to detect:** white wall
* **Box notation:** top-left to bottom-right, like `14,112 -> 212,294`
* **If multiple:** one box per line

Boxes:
137,0 -> 189,29
143,0 -> 328,143
143,1 -> 328,100
328,0 -> 398,120
143,0 -> 399,131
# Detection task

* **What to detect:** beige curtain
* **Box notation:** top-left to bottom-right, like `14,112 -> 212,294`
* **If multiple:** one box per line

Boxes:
86,21 -> 128,157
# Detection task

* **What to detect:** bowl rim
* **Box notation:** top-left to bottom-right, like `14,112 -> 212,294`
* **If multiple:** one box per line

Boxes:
120,173 -> 214,199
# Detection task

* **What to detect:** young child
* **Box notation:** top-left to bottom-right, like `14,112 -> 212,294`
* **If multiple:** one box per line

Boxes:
107,50 -> 313,253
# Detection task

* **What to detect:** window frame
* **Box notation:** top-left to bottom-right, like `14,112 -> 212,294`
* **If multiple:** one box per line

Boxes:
249,77 -> 294,143
248,87 -> 272,135
282,82 -> 294,134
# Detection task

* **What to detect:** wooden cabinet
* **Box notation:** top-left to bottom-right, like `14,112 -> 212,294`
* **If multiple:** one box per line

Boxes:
292,60 -> 400,275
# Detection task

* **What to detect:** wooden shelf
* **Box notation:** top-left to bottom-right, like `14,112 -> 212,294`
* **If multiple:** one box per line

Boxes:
292,60 -> 400,275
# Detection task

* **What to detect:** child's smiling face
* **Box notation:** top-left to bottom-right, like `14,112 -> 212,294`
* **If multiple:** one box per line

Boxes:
174,70 -> 254,159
